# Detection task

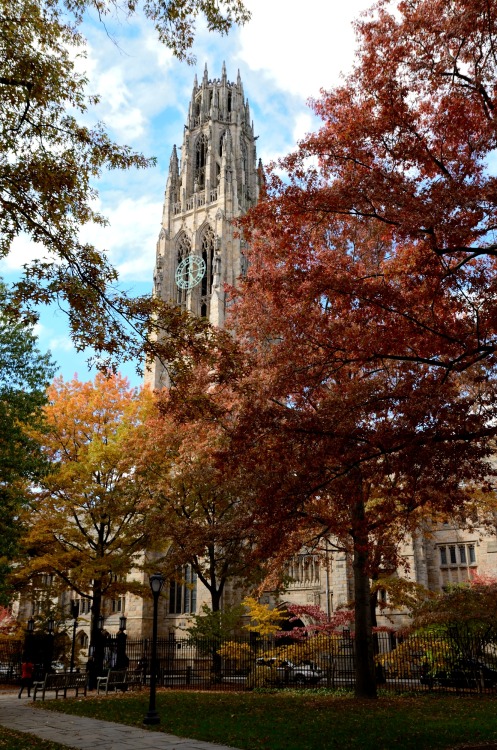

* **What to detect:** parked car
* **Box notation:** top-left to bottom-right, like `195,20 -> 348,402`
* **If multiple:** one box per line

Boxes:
420,659 -> 497,689
255,658 -> 322,684
0,662 -> 20,679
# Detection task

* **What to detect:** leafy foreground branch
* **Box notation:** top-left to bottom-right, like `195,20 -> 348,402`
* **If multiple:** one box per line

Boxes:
0,0 -> 249,370
39,692 -> 497,750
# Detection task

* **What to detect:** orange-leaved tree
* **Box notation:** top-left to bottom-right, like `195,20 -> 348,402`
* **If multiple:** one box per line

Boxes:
15,373 -> 153,673
134,386 -> 262,615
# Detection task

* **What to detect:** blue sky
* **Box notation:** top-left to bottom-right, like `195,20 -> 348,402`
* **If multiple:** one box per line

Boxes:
1,0 -> 373,388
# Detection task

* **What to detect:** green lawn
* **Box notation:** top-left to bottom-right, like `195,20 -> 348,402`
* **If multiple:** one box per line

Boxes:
38,689 -> 497,750
0,726 -> 68,750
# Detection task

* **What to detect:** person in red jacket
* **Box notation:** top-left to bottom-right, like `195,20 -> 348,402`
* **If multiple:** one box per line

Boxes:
18,660 -> 34,698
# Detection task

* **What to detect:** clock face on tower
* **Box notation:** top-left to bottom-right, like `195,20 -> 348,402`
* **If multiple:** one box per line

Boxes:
175,255 -> 206,289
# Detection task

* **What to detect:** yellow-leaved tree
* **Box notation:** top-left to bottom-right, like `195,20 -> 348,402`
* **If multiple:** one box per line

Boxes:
14,373 -> 153,676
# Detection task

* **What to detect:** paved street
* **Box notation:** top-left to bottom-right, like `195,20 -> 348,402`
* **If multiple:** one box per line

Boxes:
0,691 -> 240,750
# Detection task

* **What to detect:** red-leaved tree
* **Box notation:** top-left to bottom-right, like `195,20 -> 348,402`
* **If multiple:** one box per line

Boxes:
223,0 -> 497,698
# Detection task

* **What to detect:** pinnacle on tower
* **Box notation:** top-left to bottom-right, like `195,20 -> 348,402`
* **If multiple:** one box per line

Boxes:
221,61 -> 227,82
169,144 -> 179,175
203,63 -> 209,85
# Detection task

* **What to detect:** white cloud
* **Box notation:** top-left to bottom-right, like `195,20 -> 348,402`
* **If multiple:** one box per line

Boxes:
92,65 -> 147,140
0,234 -> 52,272
49,335 -> 75,353
293,112 -> 315,144
79,195 -> 163,281
32,322 -> 44,338
238,0 -> 372,98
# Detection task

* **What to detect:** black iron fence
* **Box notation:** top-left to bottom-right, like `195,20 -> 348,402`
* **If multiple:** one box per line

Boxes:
3,630 -> 497,694
119,630 -> 497,694
0,639 -> 22,683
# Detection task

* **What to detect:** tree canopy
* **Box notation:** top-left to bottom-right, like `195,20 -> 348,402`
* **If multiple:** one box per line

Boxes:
1,0 -> 249,369
135,389 -> 262,613
0,282 -> 55,604
14,373 -> 152,645
245,0 -> 497,375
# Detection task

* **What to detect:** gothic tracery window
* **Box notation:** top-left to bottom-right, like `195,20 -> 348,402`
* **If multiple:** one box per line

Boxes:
286,554 -> 320,588
200,225 -> 215,318
176,232 -> 191,307
237,140 -> 249,203
169,565 -> 197,614
195,133 -> 208,189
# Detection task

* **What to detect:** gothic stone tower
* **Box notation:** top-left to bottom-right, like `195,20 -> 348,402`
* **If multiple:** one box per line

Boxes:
148,63 -> 263,389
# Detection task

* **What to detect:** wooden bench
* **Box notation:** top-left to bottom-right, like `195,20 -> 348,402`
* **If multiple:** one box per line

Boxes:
96,668 -> 143,694
162,666 -> 195,685
32,672 -> 87,701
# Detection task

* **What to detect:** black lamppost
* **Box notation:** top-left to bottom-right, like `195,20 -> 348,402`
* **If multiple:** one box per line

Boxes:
96,614 -> 105,676
116,614 -> 127,669
45,618 -> 55,675
69,600 -> 79,673
143,573 -> 164,726
25,617 -> 34,662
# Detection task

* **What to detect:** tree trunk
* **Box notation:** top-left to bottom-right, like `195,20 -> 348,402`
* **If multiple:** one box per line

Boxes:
352,497 -> 377,699
88,580 -> 103,690
210,587 -> 223,682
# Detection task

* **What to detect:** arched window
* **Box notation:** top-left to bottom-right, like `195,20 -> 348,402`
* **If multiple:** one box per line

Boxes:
200,225 -> 215,318
219,131 -> 225,157
241,141 -> 248,177
176,232 -> 191,307
240,140 -> 249,201
195,133 -> 208,189
169,565 -> 197,614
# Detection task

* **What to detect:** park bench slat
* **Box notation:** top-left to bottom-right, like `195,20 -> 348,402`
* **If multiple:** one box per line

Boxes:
32,672 -> 87,701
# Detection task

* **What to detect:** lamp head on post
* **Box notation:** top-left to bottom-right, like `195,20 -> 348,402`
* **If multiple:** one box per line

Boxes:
98,614 -> 104,631
27,617 -> 34,633
119,614 -> 127,632
70,599 -> 79,620
47,618 -> 55,635
149,572 -> 165,596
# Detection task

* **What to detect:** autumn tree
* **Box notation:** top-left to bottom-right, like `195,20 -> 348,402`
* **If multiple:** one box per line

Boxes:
202,0 -> 497,698
135,388 -> 262,615
413,575 -> 497,652
1,0 -> 249,369
245,0 -> 497,376
0,282 -> 55,604
15,373 -> 152,675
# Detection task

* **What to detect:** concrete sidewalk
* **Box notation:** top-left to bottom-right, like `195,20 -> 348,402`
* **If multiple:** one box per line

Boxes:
0,692 -> 240,750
